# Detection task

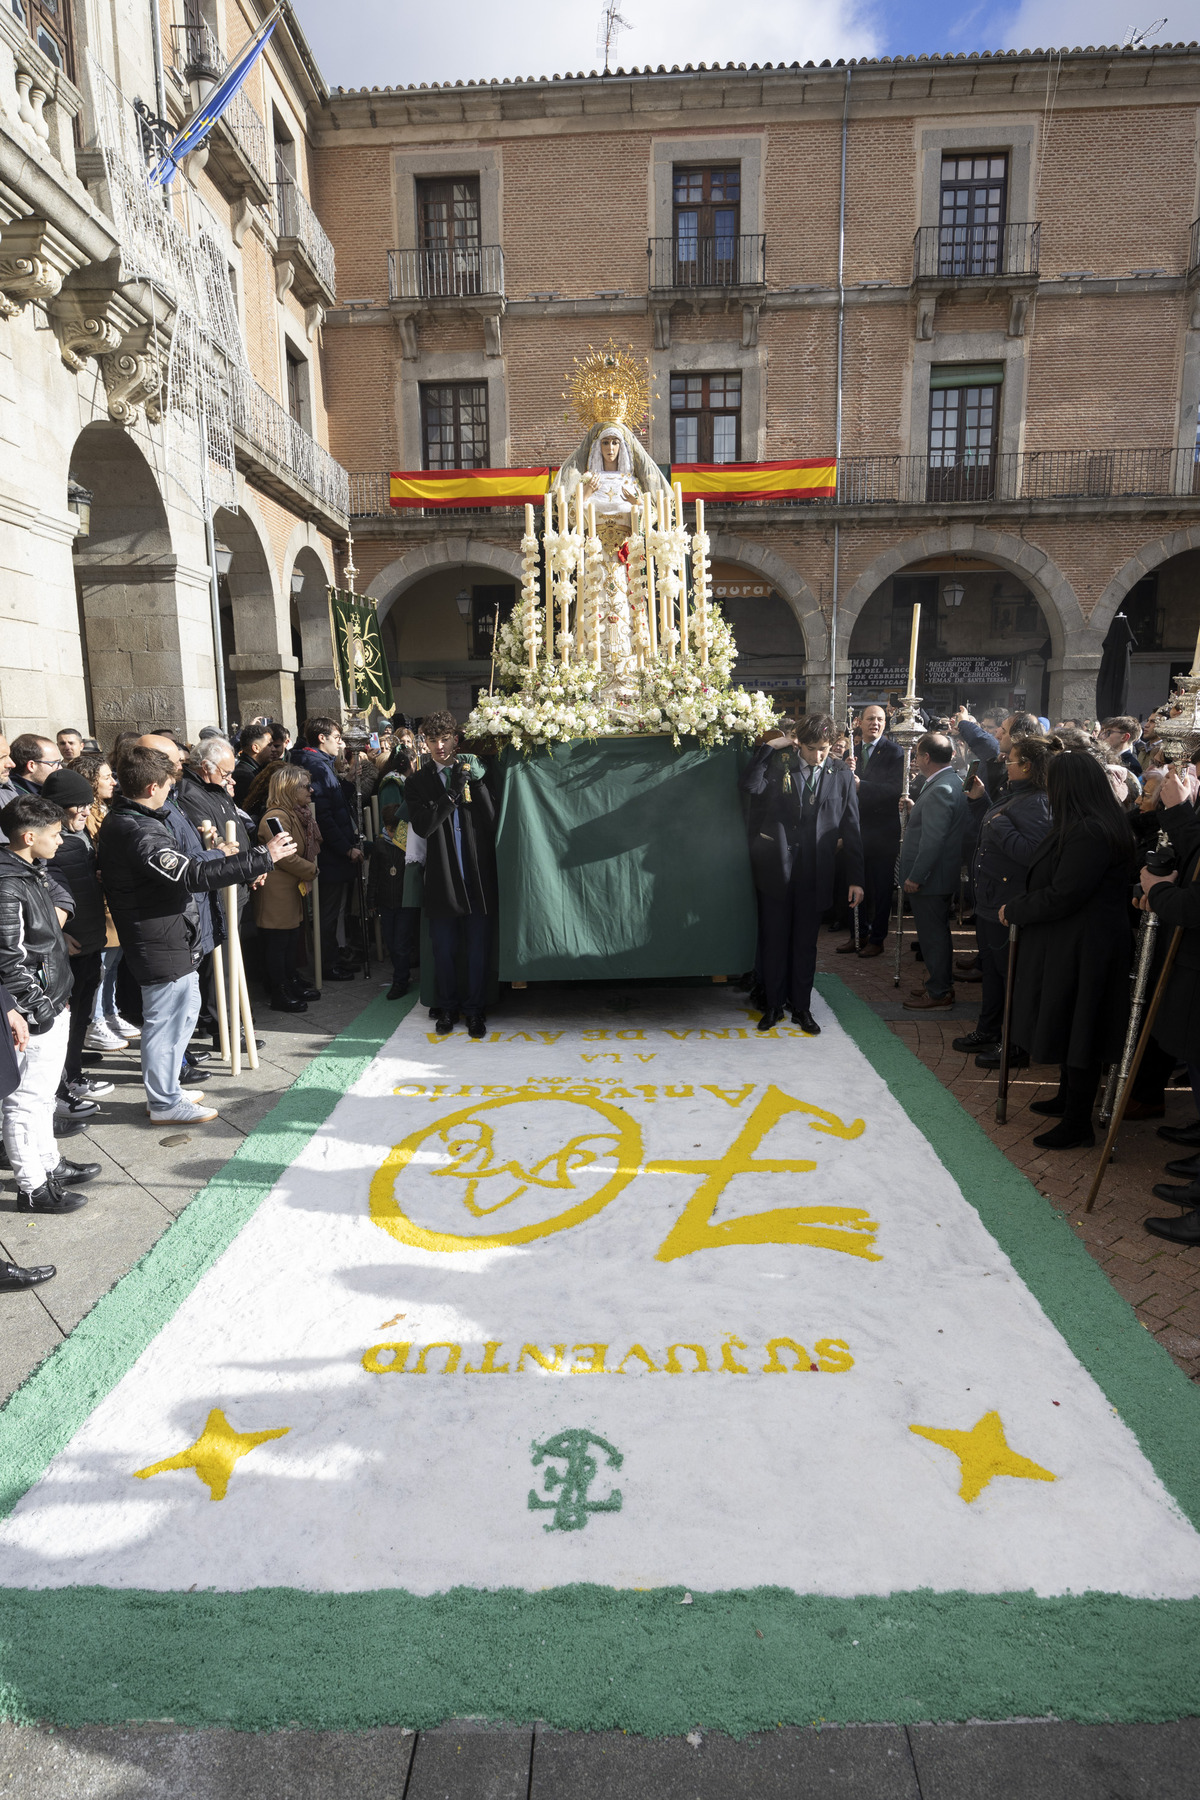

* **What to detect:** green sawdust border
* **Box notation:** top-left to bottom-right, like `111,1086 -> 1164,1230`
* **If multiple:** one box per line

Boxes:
1,973 -> 1199,1732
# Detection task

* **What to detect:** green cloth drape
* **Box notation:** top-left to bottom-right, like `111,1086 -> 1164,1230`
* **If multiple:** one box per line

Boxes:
495,738 -> 756,981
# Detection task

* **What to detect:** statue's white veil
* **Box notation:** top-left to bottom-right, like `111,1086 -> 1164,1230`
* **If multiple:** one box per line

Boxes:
554,420 -> 670,499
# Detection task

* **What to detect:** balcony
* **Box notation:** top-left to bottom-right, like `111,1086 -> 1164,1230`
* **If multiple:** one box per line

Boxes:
230,370 -> 348,528
1189,217 -> 1200,275
913,223 -> 1040,284
648,234 -> 766,292
388,245 -> 505,302
274,170 -> 336,308
168,21 -> 272,206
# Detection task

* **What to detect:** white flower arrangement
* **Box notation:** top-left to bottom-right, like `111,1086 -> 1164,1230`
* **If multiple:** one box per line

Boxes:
469,596 -> 778,751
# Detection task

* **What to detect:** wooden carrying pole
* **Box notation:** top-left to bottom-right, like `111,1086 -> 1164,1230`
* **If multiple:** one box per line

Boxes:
1084,855 -> 1200,1212
995,922 -> 1019,1124
224,821 -> 258,1073
199,821 -> 231,1065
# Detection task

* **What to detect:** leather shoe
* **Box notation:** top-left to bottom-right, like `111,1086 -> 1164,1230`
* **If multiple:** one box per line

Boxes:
467,1015 -> 487,1040
910,984 -> 928,997
952,1030 -> 997,1052
386,982 -> 409,1000
1158,1120 -> 1200,1146
324,967 -> 355,982
858,942 -> 884,958
1033,1122 -> 1095,1150
1150,1179 -> 1200,1208
955,955 -> 981,972
269,997 -> 308,1013
835,938 -> 861,954
51,1158 -> 101,1186
16,1180 -> 87,1215
180,1065 -> 207,1085
756,1007 -> 784,1032
903,991 -> 955,1010
291,986 -> 321,1002
434,1011 -> 459,1036
1164,1153 -> 1200,1179
53,1116 -> 88,1138
1145,1210 -> 1200,1243
1122,1099 -> 1165,1120
791,1009 -> 820,1035
974,1046 -> 1029,1070
0,1259 -> 55,1290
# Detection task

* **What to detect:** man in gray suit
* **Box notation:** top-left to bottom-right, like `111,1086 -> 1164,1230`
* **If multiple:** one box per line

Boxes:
899,733 -> 967,1012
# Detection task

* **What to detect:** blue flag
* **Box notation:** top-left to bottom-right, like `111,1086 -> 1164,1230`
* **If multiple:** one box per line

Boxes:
149,12 -> 278,187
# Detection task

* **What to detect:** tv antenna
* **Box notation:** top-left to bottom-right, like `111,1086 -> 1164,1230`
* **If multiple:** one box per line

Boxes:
1122,17 -> 1168,46
597,0 -> 631,74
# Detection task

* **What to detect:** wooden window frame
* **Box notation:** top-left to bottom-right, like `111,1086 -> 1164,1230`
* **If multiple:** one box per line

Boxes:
419,381 -> 490,471
670,371 -> 742,465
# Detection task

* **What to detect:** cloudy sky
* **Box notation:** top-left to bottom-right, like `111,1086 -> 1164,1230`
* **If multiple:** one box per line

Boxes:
292,0 -> 1199,91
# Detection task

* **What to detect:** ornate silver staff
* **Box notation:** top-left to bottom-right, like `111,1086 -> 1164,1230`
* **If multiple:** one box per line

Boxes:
891,605 -> 925,988
1098,905 -> 1160,1124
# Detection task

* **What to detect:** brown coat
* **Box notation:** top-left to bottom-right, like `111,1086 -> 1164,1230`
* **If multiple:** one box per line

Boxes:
253,801 -> 318,930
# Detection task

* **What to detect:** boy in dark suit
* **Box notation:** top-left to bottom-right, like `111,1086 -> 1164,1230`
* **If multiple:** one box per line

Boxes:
838,702 -> 904,958
740,713 -> 864,1035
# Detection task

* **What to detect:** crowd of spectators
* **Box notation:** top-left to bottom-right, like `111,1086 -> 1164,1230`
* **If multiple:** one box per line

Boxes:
0,709 -> 494,1295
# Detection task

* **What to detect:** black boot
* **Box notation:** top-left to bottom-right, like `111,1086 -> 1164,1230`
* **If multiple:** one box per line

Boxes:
1033,1065 -> 1097,1150
1031,1068 -> 1069,1118
16,1179 -> 87,1215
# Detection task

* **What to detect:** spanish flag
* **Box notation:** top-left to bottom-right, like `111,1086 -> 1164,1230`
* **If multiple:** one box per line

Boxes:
388,468 -> 551,509
671,459 -> 838,503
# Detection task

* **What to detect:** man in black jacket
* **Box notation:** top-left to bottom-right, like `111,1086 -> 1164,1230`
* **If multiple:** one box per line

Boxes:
42,768 -> 111,1113
405,711 -> 496,1039
740,713 -> 864,1035
99,746 -> 294,1125
233,721 -> 273,807
0,795 -> 98,1212
838,703 -> 904,959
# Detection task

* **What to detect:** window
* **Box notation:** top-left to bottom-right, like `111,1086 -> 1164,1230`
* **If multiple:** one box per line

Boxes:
671,372 -> 741,464
416,177 -> 482,295
673,166 -> 740,285
273,110 -> 297,180
469,585 -> 516,661
938,154 -> 1007,277
420,382 -> 489,470
926,363 -> 1002,500
285,345 -> 311,433
12,0 -> 73,77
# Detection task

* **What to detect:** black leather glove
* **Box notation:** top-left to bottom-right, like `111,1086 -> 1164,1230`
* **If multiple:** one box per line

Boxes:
448,759 -> 469,795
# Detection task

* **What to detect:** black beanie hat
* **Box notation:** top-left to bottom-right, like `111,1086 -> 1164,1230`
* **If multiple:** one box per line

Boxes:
40,769 -> 95,809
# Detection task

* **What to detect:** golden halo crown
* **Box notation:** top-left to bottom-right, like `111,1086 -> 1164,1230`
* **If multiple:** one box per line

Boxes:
564,340 -> 651,435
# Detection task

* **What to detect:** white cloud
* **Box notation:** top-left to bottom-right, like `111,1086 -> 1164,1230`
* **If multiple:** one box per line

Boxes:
990,0 -> 1200,51
294,0 -> 879,92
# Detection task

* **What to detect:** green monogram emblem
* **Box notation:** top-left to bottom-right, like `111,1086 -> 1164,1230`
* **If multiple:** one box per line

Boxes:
528,1429 -> 624,1532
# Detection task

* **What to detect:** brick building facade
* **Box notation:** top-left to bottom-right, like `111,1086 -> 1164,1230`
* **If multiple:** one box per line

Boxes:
312,44 -> 1200,727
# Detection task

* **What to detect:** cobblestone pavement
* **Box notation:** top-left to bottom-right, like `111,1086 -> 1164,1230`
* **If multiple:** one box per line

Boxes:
815,920 -> 1200,1385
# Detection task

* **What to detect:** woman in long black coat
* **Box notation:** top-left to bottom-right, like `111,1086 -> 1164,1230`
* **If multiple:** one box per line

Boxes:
1001,751 -> 1137,1150
1140,779 -> 1200,1241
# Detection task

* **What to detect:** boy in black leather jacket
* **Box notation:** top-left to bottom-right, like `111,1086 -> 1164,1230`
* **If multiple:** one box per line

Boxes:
0,795 -> 100,1213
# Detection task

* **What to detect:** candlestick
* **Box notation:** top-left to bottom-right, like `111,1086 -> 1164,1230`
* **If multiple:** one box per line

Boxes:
544,492 -> 554,659
673,480 -> 684,531
1192,617 -> 1200,676
644,494 -> 658,657
906,603 -> 921,694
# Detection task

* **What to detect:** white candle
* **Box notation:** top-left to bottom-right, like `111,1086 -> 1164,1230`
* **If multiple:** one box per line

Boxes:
1192,616 -> 1200,676
544,493 -> 554,659
907,603 -> 921,694
644,493 -> 658,657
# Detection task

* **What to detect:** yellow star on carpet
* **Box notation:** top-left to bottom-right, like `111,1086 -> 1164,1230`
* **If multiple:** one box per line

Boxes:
909,1410 -> 1056,1504
134,1408 -> 290,1502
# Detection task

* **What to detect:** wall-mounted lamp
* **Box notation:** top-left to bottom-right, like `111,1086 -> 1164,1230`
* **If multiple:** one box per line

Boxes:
214,540 -> 233,577
290,568 -> 305,595
455,587 -> 472,620
67,477 -> 92,538
941,578 -> 965,609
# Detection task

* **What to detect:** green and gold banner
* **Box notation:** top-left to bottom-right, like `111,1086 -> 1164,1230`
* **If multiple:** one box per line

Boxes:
328,586 -> 395,717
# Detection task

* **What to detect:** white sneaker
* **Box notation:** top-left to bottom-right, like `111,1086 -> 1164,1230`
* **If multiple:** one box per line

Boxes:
55,1093 -> 99,1118
83,1021 -> 127,1052
147,1101 -> 218,1125
145,1093 -> 204,1113
108,1014 -> 140,1041
65,1075 -> 114,1099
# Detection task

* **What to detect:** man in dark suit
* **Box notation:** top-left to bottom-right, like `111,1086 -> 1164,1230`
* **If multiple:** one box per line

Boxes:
741,713 -> 864,1036
838,702 -> 904,960
404,711 -> 496,1040
899,734 -> 968,1011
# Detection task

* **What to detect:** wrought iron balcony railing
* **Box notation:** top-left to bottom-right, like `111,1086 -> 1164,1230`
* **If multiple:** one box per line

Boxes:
388,245 -> 504,302
274,171 -> 336,303
168,20 -> 272,197
914,221 -> 1040,282
348,450 -> 1199,521
648,233 -> 766,290
231,370 -> 348,520
1190,217 -> 1200,275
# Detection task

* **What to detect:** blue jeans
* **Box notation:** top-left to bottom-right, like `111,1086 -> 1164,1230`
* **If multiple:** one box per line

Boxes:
141,971 -> 202,1113
92,947 -> 122,1021
429,912 -> 489,1017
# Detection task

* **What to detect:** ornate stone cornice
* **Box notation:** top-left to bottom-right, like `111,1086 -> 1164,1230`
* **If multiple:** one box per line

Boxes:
100,324 -> 166,427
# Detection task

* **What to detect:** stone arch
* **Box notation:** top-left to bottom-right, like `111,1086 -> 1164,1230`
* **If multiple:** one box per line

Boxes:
70,421 -> 177,739
708,531 -> 828,663
837,524 -> 1085,664
369,537 -> 526,624
213,500 -> 282,730
1089,525 -> 1200,642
